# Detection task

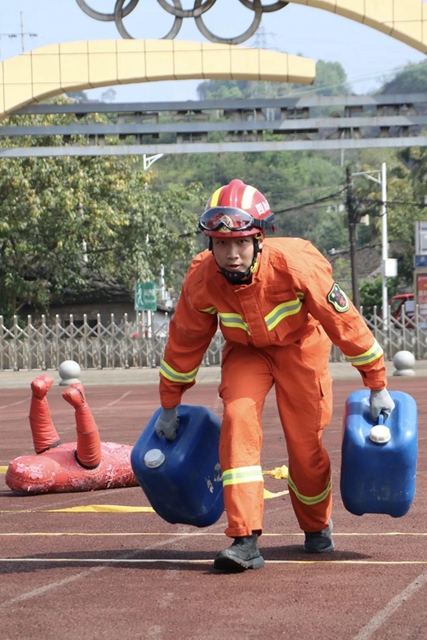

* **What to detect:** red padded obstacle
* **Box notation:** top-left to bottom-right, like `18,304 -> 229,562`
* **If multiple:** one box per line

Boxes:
5,441 -> 137,494
29,374 -> 61,453
62,383 -> 102,469
5,377 -> 138,494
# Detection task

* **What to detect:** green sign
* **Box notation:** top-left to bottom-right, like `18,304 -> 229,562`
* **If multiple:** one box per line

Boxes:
135,281 -> 157,311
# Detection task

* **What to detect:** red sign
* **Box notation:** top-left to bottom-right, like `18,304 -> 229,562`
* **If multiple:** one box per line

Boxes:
417,274 -> 427,316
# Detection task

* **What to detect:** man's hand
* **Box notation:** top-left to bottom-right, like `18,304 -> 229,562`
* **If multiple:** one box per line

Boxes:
154,407 -> 179,441
369,388 -> 395,420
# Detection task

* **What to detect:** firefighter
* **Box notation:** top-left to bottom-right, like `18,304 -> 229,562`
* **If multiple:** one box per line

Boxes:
155,179 -> 395,573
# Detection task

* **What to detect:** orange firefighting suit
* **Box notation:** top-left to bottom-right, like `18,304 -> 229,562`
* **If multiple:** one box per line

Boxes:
159,238 -> 387,536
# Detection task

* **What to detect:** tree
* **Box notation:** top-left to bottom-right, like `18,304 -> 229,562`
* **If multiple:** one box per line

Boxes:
196,59 -> 351,101
348,149 -> 420,289
65,90 -> 89,102
379,62 -> 427,95
359,277 -> 399,318
0,101 -> 202,320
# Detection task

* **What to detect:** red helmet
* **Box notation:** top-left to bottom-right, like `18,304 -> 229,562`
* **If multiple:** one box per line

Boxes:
199,179 -> 275,238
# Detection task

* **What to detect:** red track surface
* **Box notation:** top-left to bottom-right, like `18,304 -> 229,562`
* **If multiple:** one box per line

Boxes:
0,376 -> 426,640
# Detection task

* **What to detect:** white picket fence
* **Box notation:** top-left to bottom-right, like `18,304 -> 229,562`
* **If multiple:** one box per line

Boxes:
1,306 -> 426,371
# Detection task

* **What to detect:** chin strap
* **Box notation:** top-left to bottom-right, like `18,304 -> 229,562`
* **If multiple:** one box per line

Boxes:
213,235 -> 262,285
219,264 -> 254,284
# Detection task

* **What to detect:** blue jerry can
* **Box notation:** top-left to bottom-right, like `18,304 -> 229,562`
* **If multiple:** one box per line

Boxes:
131,404 -> 224,527
341,390 -> 418,517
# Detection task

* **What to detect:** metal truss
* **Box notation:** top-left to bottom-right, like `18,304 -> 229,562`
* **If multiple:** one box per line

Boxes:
3,93 -> 427,157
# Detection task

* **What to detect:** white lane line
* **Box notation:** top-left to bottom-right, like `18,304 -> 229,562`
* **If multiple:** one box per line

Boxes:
353,570 -> 427,640
92,391 -> 132,412
0,530 -> 208,609
0,566 -> 105,609
0,397 -> 29,410
1,559 -> 427,565
1,531 -> 427,537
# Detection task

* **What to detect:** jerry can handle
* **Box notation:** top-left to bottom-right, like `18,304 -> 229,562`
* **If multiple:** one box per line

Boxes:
370,413 -> 391,444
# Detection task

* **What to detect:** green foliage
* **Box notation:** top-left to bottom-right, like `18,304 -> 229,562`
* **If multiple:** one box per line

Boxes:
65,91 -> 89,102
4,57 -> 427,322
349,149 -> 422,288
359,278 -> 383,317
310,60 -> 350,96
0,100 -> 202,320
196,59 -> 350,101
331,257 -> 352,294
359,277 -> 399,318
155,149 -> 346,257
379,62 -> 427,95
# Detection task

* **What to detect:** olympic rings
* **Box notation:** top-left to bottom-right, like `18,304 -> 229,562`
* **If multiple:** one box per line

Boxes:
76,0 -> 139,22
194,0 -> 262,45
237,0 -> 288,12
156,0 -> 216,19
114,0 -> 183,39
75,0 -> 289,44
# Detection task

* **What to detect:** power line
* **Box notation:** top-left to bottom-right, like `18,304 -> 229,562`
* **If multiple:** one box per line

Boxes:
0,12 -> 37,58
274,187 -> 346,214
284,59 -> 427,99
357,198 -> 427,210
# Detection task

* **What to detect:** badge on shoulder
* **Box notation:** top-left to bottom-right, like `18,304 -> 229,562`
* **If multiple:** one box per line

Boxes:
327,283 -> 350,313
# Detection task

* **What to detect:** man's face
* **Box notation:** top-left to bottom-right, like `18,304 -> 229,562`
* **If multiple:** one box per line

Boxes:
212,236 -> 261,273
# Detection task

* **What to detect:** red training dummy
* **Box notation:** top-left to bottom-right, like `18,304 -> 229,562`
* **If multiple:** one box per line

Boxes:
6,375 -> 138,494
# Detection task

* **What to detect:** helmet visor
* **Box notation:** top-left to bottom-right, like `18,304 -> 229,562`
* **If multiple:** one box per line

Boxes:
199,207 -> 257,232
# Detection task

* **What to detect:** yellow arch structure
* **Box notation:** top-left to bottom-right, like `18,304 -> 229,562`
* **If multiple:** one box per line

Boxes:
287,0 -> 427,53
0,40 -> 315,120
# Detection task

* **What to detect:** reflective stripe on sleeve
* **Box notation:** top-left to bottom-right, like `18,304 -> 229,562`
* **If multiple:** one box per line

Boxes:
264,297 -> 303,331
345,339 -> 384,366
200,307 -> 217,315
287,474 -> 332,505
160,360 -> 199,384
222,465 -> 264,487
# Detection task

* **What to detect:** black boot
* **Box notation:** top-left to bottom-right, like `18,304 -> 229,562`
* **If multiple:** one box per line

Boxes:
304,520 -> 334,553
213,533 -> 265,573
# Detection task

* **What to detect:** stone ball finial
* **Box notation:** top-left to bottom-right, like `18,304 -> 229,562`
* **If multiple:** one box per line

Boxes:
58,360 -> 82,386
392,350 -> 415,377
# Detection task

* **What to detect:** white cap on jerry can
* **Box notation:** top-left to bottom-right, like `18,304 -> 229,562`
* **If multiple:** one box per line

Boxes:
144,448 -> 166,468
369,424 -> 391,444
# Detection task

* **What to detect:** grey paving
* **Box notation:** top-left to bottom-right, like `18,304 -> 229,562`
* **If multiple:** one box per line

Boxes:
0,359 -> 424,390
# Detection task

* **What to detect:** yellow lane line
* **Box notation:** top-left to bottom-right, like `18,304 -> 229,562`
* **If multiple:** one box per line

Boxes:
0,506 -> 155,513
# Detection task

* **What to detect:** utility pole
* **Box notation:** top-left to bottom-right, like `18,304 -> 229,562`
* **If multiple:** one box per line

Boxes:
19,12 -> 37,53
352,163 -> 393,329
0,13 -> 37,58
380,162 -> 389,329
345,166 -> 360,309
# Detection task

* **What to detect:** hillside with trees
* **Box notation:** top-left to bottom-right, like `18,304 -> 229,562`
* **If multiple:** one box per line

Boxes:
2,61 -> 427,320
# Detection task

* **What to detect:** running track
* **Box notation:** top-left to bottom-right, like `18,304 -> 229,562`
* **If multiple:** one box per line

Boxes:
0,375 -> 426,640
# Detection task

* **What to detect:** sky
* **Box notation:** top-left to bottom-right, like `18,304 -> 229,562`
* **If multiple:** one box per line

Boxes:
0,0 -> 425,102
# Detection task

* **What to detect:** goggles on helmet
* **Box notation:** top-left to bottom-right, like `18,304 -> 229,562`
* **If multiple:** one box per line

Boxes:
199,207 -> 273,233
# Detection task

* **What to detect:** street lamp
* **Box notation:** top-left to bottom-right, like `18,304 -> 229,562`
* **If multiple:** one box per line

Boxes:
352,162 -> 394,329
143,153 -> 164,171
140,152 -> 165,345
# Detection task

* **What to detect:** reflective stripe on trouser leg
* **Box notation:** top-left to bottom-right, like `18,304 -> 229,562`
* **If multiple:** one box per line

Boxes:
219,345 -> 274,538
287,472 -> 332,527
272,326 -> 333,531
